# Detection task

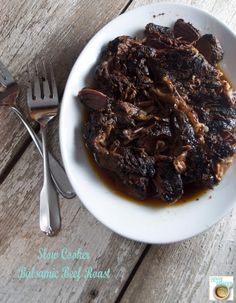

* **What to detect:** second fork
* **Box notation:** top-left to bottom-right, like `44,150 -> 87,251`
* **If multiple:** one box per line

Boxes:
27,62 -> 61,236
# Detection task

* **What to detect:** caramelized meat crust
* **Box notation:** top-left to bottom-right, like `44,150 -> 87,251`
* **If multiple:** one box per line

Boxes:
79,20 -> 236,203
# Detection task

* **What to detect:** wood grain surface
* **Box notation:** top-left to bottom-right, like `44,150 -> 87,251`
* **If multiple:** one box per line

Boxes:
0,0 -> 235,302
0,0 -> 129,180
120,208 -> 236,303
0,130 -> 145,303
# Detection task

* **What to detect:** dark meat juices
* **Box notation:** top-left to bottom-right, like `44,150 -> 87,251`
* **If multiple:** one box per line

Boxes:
86,147 -> 209,207
79,19 -> 236,205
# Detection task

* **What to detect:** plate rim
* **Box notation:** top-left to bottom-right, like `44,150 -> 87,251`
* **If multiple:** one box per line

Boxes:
59,2 -> 236,244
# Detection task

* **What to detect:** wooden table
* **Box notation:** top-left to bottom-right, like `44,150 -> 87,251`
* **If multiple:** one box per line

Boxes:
0,0 -> 235,302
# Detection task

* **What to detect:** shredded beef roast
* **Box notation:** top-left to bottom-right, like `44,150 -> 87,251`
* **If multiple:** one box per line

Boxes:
78,19 -> 236,203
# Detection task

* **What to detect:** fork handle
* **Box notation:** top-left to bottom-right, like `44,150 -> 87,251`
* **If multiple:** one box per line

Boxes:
40,126 -> 60,235
11,106 -> 76,199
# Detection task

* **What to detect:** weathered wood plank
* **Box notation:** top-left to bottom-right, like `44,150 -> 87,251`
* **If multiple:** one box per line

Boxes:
0,128 -> 146,303
119,1 -> 236,302
0,2 -> 150,302
0,0 -> 130,180
120,209 -> 236,303
1,1 -> 236,303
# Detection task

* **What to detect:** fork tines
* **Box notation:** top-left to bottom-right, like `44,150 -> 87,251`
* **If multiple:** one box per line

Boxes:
27,61 -> 59,107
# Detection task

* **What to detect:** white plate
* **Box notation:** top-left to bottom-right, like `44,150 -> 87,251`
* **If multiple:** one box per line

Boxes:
60,2 -> 236,243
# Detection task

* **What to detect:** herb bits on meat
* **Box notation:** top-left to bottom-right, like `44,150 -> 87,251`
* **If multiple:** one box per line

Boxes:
78,19 -> 236,204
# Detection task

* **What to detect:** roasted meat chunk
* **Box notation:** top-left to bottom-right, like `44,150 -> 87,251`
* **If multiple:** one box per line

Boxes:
195,34 -> 224,65
78,20 -> 236,204
174,19 -> 200,43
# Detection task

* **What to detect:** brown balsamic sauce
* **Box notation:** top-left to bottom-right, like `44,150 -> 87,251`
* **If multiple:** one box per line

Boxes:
86,148 -> 209,208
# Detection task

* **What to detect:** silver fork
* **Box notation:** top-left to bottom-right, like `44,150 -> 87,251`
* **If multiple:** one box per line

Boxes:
27,62 -> 60,236
0,60 -> 75,199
